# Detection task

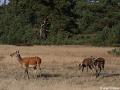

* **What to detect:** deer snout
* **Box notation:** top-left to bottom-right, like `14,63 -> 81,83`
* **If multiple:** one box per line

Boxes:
10,54 -> 13,57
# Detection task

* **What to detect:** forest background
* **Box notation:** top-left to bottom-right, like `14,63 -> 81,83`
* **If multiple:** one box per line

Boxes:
0,0 -> 120,46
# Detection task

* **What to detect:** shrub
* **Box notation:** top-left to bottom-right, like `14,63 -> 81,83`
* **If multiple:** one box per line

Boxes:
108,48 -> 120,56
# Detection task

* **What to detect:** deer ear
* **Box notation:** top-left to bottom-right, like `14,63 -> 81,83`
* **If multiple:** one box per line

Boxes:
16,50 -> 19,53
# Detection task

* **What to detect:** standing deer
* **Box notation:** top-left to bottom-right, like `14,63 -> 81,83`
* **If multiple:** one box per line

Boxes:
10,50 -> 42,79
79,57 -> 95,72
79,56 -> 105,78
93,57 -> 105,78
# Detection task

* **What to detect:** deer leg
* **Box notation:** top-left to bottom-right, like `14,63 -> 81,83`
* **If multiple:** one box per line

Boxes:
99,66 -> 102,74
39,65 -> 41,70
82,66 -> 84,72
92,64 -> 95,69
37,65 -> 41,77
95,65 -> 99,78
95,67 -> 100,78
34,69 -> 37,79
79,64 -> 82,70
89,65 -> 92,70
89,65 -> 95,74
102,64 -> 104,70
96,70 -> 99,78
92,65 -> 96,71
25,68 -> 29,79
89,65 -> 94,73
97,69 -> 101,78
87,66 -> 88,72
96,66 -> 102,78
33,67 -> 37,79
23,69 -> 26,79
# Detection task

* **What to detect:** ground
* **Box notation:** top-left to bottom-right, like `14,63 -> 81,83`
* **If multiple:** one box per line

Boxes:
0,45 -> 120,90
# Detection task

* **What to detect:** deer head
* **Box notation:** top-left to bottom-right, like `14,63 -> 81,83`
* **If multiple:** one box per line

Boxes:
10,50 -> 20,57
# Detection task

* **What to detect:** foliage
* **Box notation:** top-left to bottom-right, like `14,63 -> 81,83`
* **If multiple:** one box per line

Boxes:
0,0 -> 120,45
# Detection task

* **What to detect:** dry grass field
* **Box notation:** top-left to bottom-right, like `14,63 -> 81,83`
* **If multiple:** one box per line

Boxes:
0,45 -> 120,90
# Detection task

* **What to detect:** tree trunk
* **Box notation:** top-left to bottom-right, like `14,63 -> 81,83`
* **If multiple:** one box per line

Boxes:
4,0 -> 6,5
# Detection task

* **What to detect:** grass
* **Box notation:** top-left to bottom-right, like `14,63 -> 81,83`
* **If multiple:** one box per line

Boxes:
0,45 -> 120,90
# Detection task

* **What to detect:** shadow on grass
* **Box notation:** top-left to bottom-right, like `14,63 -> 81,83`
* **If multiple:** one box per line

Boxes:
37,73 -> 61,78
102,72 -> 120,77
15,43 -> 33,46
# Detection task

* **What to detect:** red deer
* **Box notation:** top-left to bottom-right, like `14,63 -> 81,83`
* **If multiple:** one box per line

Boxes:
10,50 -> 42,79
93,57 -> 105,77
79,57 -> 95,72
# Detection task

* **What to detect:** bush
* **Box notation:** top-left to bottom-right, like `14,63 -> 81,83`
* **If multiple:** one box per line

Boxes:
108,48 -> 120,56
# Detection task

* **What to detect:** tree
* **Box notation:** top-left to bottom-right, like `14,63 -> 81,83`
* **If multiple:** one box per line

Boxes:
0,0 -> 120,45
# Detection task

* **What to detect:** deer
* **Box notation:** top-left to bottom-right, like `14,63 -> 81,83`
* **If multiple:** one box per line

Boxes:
10,50 -> 42,79
93,57 -> 105,78
79,56 -> 105,78
79,57 -> 95,72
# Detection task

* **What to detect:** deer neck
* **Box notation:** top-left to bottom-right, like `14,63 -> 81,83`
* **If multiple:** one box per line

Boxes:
16,54 -> 23,64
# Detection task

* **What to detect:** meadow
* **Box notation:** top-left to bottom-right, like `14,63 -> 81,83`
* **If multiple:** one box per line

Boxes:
0,45 -> 120,90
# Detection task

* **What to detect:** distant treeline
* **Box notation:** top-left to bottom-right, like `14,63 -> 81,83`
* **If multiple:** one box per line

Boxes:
0,0 -> 120,46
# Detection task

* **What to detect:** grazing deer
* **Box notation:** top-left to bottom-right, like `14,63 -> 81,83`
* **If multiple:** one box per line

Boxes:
79,57 -> 95,72
93,57 -> 105,77
10,50 -> 42,79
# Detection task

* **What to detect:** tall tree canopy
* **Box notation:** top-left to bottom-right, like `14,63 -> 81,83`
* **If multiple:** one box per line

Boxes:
0,0 -> 120,45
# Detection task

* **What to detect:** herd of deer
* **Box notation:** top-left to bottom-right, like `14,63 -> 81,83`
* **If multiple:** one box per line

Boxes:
79,56 -> 105,77
10,51 -> 105,79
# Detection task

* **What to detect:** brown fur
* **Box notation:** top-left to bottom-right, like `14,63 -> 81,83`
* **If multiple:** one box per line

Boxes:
10,51 -> 42,79
94,57 -> 105,77
79,57 -> 94,72
21,57 -> 41,67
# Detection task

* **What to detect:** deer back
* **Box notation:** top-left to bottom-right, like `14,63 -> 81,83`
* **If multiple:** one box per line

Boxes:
22,56 -> 41,65
82,58 -> 94,65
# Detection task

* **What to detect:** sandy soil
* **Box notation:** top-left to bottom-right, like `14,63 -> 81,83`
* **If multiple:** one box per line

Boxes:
0,45 -> 120,90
